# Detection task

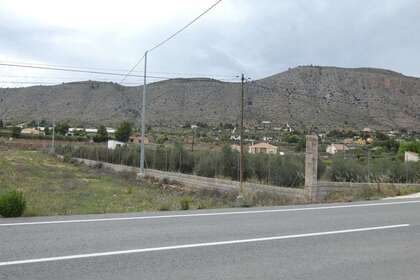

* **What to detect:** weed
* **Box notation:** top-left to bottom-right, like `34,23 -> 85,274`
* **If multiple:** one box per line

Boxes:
0,190 -> 26,217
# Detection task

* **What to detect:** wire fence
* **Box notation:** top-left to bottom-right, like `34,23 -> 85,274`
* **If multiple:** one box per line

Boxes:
54,143 -> 307,188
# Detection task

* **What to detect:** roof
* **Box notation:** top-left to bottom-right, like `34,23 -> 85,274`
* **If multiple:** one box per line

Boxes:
108,140 -> 124,144
329,144 -> 349,150
250,142 -> 277,149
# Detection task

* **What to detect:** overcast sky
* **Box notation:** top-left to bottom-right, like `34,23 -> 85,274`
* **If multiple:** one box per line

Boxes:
1,0 -> 419,87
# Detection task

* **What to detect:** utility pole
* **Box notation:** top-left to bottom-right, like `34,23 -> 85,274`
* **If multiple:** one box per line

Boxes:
191,128 -> 195,152
239,74 -> 245,195
51,120 -> 55,153
139,51 -> 148,176
367,149 -> 370,182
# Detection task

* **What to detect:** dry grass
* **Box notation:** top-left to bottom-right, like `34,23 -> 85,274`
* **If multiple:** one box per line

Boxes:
0,149 -> 296,217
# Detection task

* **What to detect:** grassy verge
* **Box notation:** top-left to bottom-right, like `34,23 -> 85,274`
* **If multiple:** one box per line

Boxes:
0,149 -> 293,217
323,184 -> 420,203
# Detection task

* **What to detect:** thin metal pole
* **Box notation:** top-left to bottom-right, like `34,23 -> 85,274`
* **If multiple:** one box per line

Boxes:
239,74 -> 245,194
367,149 -> 370,182
140,51 -> 148,176
52,120 -> 55,153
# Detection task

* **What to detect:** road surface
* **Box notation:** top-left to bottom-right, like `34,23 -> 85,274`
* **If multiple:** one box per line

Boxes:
1,199 -> 420,279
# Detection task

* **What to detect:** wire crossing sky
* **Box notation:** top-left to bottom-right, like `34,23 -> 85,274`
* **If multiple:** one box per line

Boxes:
120,0 -> 223,83
1,0 -> 420,87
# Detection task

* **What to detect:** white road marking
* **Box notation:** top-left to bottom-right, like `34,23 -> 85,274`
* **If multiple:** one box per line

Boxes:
1,200 -> 419,227
0,224 -> 409,267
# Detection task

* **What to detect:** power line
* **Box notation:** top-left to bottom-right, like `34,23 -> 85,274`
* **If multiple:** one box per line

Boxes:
122,0 -> 224,81
0,62 -> 169,79
120,53 -> 146,83
0,60 -> 237,79
148,0 -> 223,53
0,62 -> 237,83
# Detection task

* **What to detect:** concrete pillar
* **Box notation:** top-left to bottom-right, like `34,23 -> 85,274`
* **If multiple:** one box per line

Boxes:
305,135 -> 318,201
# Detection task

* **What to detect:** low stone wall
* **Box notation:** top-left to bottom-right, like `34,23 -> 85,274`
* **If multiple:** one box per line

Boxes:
72,158 -> 306,201
317,181 -> 420,200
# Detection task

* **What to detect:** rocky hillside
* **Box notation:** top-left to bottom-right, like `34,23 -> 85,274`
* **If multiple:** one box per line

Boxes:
1,66 -> 419,131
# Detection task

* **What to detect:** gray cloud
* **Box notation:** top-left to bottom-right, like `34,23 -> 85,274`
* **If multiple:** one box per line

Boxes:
1,0 -> 420,87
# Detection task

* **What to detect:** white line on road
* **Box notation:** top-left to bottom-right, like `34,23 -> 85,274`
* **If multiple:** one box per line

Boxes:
0,224 -> 409,267
1,200 -> 419,227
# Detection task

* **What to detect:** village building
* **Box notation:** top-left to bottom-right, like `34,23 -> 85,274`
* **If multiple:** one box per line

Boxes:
261,121 -> 272,129
248,142 -> 278,154
343,138 -> 354,145
405,151 -> 419,162
129,133 -> 149,145
85,128 -> 98,134
230,144 -> 241,152
106,128 -> 116,135
355,138 -> 366,145
21,128 -> 41,135
326,143 -> 349,155
107,140 -> 125,150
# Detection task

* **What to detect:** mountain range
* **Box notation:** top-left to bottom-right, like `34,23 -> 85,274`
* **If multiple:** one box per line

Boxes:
1,66 -> 419,131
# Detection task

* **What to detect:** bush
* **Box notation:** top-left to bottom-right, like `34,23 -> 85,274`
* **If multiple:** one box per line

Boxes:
63,153 -> 73,163
11,127 -> 21,138
0,191 -> 26,217
180,196 -> 192,210
328,157 -> 367,182
159,203 -> 171,211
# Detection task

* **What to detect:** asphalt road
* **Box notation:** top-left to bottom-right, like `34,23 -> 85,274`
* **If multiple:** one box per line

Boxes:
1,199 -> 420,280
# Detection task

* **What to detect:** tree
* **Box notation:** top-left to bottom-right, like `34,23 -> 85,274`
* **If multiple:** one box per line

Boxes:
11,127 -> 21,138
55,122 -> 70,136
44,126 -> 51,136
0,119 -> 3,128
115,121 -> 132,142
93,125 -> 108,143
220,145 -> 237,179
398,141 -> 420,158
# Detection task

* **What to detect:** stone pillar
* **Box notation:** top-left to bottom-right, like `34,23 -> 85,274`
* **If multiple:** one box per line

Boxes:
305,135 -> 318,201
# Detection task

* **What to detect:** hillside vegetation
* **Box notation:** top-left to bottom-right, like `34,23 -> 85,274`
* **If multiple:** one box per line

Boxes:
1,66 -> 419,131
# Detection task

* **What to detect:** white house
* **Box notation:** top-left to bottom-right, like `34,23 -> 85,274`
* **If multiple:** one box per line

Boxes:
107,140 -> 125,150
248,143 -> 278,154
106,127 -> 116,134
326,144 -> 349,155
405,151 -> 419,162
230,135 -> 240,141
21,128 -> 41,135
85,128 -> 98,134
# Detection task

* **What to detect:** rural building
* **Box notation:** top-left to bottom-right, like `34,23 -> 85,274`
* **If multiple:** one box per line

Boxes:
106,128 -> 116,135
355,138 -> 366,145
129,133 -> 149,144
248,143 -> 278,154
107,140 -> 125,150
230,144 -> 241,152
21,128 -> 41,135
343,138 -> 353,145
326,144 -> 349,155
230,135 -> 240,142
85,128 -> 98,134
405,151 -> 419,162
261,121 -> 272,129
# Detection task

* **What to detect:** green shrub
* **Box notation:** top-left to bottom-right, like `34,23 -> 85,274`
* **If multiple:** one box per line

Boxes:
328,157 -> 367,182
180,196 -> 192,210
63,152 -> 72,163
159,203 -> 171,211
0,191 -> 26,217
